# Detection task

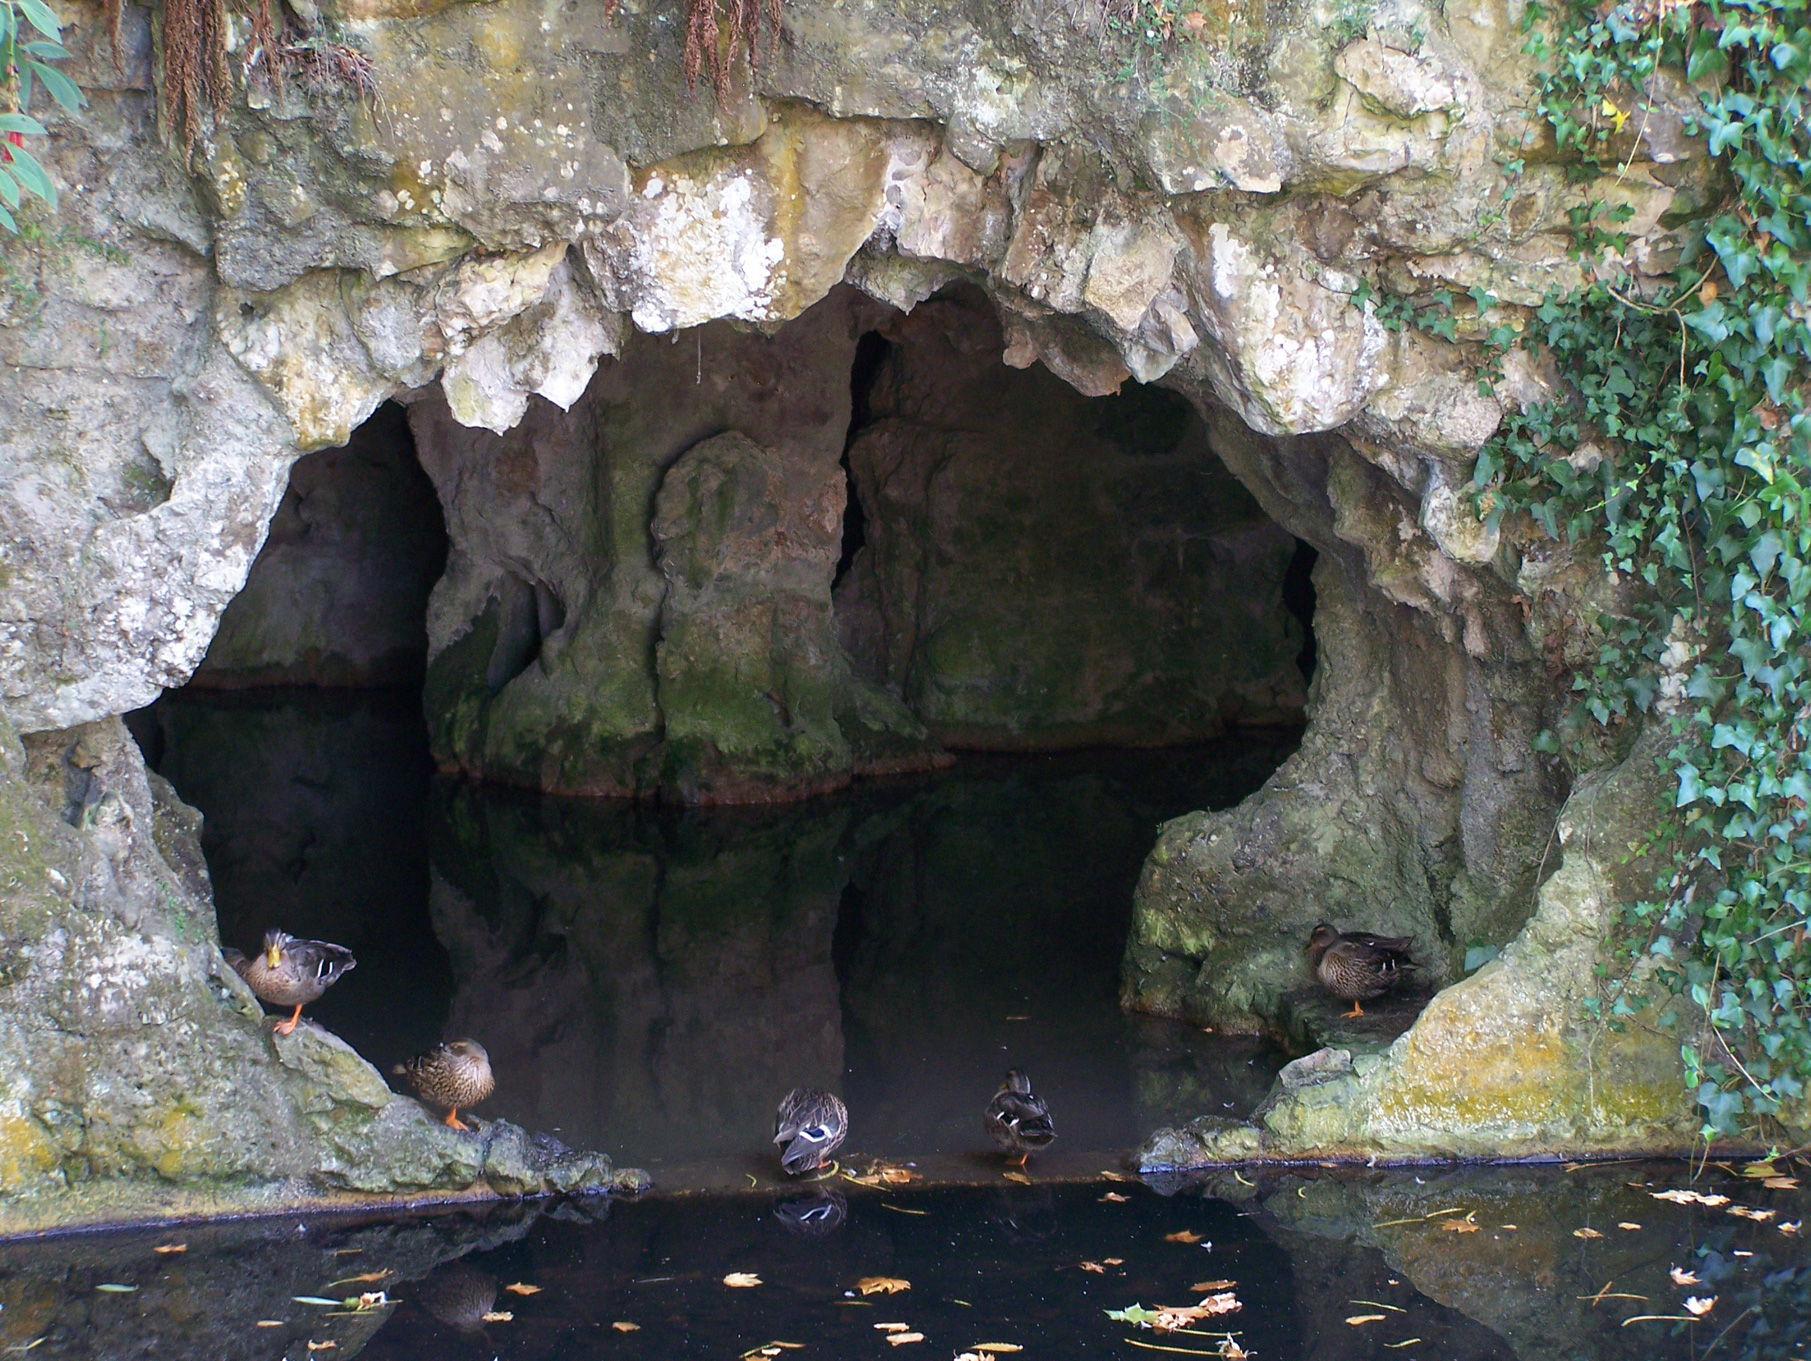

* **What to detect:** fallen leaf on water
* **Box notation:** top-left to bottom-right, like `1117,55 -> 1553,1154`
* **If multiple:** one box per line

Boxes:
1349,1299 -> 1405,1313
504,1283 -> 542,1296
330,1249 -> 363,1257
152,1244 -> 187,1255
858,1277 -> 911,1296
724,1273 -> 763,1289
1574,1227 -> 1604,1240
971,1346 -> 1024,1354
1765,1177 -> 1800,1190
1781,1220 -> 1802,1236
1005,1015 -> 1029,1021
1079,1261 -> 1107,1274
1734,1250 -> 1754,1258
1651,1189 -> 1731,1207
1217,1343 -> 1251,1360
884,1333 -> 924,1346
1191,1280 -> 1237,1293
1671,1267 -> 1703,1286
1617,1222 -> 1641,1231
1442,1220 -> 1480,1234
1683,1296 -> 1716,1316
1729,1206 -> 1776,1221
480,1311 -> 514,1323
875,1323 -> 910,1332
327,1271 -> 391,1288
1347,1314 -> 1388,1325
1163,1230 -> 1203,1244
881,1203 -> 928,1216
1741,1161 -> 1779,1178
1104,1259 -> 1124,1266
255,1321 -> 284,1328
95,1284 -> 138,1293
1563,1162 -> 1588,1172
1100,1192 -> 1129,1203
1002,1171 -> 1031,1186
306,1344 -> 337,1353
1101,1170 -> 1135,1182
1500,1224 -> 1518,1231
1382,1341 -> 1424,1350
612,1322 -> 640,1332
355,1292 -> 390,1312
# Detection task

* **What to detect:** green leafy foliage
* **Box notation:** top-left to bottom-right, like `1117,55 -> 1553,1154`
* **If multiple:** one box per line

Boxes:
0,0 -> 83,233
1475,0 -> 1811,1135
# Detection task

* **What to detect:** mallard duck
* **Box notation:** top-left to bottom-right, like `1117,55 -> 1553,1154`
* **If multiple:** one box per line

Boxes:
1305,923 -> 1419,1018
223,929 -> 356,1035
773,1087 -> 848,1175
774,1189 -> 847,1238
393,1039 -> 495,1131
984,1069 -> 1056,1166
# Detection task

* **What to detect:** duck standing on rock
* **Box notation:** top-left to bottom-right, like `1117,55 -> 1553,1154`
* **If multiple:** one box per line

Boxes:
985,1069 -> 1056,1167
1305,923 -> 1419,1018
394,1039 -> 495,1131
224,929 -> 356,1035
773,1087 -> 848,1175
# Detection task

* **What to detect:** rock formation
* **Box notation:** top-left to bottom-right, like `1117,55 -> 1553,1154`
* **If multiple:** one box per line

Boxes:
0,0 -> 1738,1218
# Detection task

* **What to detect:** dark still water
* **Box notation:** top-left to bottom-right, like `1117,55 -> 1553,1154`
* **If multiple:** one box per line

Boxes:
132,687 -> 1295,1187
5,1163 -> 1809,1360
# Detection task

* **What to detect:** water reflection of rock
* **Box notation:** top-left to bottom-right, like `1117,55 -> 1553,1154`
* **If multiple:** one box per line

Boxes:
0,1205 -> 539,1361
427,742 -> 1291,1171
428,785 -> 847,1166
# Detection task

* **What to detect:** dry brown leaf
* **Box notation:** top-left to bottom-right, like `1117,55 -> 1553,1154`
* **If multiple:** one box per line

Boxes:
1218,1343 -> 1251,1360
1103,1258 -> 1124,1266
1442,1219 -> 1480,1234
1617,1222 -> 1641,1231
255,1322 -> 284,1329
1764,1177 -> 1800,1190
971,1346 -> 1023,1354
875,1323 -> 910,1332
327,1271 -> 391,1288
1100,1192 -> 1129,1203
1741,1161 -> 1779,1178
1002,1170 -> 1032,1186
1729,1205 -> 1777,1221
1671,1267 -> 1703,1286
1079,1261 -> 1106,1274
1683,1296 -> 1717,1316
858,1277 -> 911,1296
884,1333 -> 924,1347
480,1311 -> 513,1323
1574,1227 -> 1604,1239
612,1322 -> 640,1332
306,1344 -> 337,1354
1346,1314 -> 1388,1325
724,1273 -> 763,1288
1781,1220 -> 1803,1236
1190,1280 -> 1237,1292
1500,1223 -> 1518,1231
1651,1189 -> 1731,1207
152,1244 -> 187,1255
1163,1230 -> 1203,1244
504,1282 -> 541,1296
1101,1170 -> 1135,1182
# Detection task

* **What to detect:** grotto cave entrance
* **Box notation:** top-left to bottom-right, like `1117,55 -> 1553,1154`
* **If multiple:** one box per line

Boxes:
133,283 -> 1321,1186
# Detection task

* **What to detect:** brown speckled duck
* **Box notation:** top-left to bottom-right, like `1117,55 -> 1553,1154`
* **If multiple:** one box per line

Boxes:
224,929 -> 356,1035
773,1087 -> 848,1175
393,1039 -> 495,1131
1305,923 -> 1419,1018
984,1069 -> 1057,1167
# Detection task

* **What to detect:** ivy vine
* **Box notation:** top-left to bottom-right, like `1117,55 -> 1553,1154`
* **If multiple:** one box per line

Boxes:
1468,0 -> 1809,1135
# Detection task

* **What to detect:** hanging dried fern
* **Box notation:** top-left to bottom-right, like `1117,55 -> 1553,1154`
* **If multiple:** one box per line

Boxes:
682,0 -> 780,105
159,0 -> 231,160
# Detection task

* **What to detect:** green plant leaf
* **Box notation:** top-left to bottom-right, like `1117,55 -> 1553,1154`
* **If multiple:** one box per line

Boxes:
27,60 -> 85,112
16,0 -> 61,39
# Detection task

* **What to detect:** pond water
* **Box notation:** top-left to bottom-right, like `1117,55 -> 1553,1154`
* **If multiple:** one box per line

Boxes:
129,687 -> 1296,1189
4,1163 -> 1807,1360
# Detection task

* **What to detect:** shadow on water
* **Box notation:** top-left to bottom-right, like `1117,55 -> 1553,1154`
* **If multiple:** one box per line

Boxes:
138,687 -> 1295,1185
5,1164 -> 1810,1359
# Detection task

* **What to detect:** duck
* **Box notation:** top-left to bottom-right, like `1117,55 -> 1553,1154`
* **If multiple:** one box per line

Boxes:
393,1039 -> 495,1131
984,1069 -> 1056,1166
1305,923 -> 1419,1018
773,1087 -> 848,1175
224,929 -> 356,1035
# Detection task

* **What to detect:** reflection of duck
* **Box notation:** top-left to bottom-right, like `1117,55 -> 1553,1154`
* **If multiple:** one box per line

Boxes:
774,1189 -> 847,1238
393,1040 -> 495,1131
416,1261 -> 497,1331
984,1069 -> 1056,1166
773,1087 -> 848,1175
224,930 -> 356,1034
1305,924 -> 1419,1018
988,1184 -> 1057,1244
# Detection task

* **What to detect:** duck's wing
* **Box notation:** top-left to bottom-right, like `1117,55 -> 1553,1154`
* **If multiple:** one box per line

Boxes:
988,1091 -> 1057,1145
1329,939 -> 1418,974
292,938 -> 357,986
1343,931 -> 1417,961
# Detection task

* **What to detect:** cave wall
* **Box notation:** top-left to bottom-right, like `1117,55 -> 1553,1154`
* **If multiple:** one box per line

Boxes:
836,287 -> 1306,748
0,0 -> 1736,1215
